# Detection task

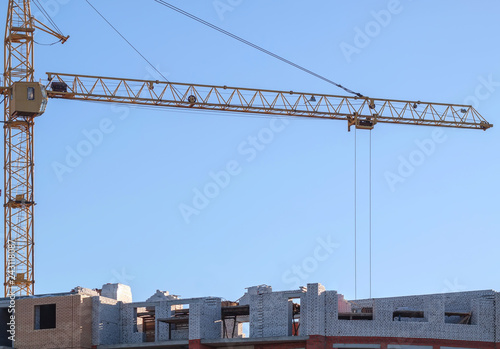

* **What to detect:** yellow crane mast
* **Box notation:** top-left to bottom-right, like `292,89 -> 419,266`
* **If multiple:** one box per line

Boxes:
2,1 -> 493,297
3,0 -> 66,297
3,0 -> 37,297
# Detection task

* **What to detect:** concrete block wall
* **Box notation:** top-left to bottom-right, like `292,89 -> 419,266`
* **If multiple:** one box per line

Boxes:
222,318 -> 243,338
470,295 -> 495,341
170,328 -> 189,340
241,283 -> 498,344
73,286 -> 100,297
373,298 -> 392,322
101,283 -> 132,303
189,297 -> 221,340
496,292 -> 500,342
424,295 -> 444,324
335,290 -> 497,343
121,303 -> 149,344
11,283 -> 500,346
298,292 -> 307,336
120,296 -> 224,344
442,290 -> 491,312
248,293 -> 262,337
91,296 -> 120,346
247,285 -> 305,338
248,285 -> 272,338
303,283 -> 326,336
261,293 -> 289,337
156,300 -> 173,342
349,298 -> 374,311
245,283 -> 341,338
337,293 -> 351,313
144,291 -> 182,342
91,283 -> 134,346
146,290 -> 179,302
324,290 -> 338,336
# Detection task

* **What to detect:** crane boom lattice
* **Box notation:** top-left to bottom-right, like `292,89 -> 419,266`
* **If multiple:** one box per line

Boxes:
46,73 -> 492,131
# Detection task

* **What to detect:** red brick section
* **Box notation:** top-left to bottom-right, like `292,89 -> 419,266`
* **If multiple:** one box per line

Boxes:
307,335 -> 327,349
189,339 -> 308,349
329,336 -> 497,348
255,342 -> 308,349
189,339 -> 212,349
189,336 -> 499,349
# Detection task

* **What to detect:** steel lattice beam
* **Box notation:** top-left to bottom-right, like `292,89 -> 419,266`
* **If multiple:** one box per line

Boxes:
46,72 -> 492,131
4,0 -> 36,297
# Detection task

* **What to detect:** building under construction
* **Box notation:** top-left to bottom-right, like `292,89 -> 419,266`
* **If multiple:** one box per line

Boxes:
0,2 -> 497,349
1,282 -> 499,349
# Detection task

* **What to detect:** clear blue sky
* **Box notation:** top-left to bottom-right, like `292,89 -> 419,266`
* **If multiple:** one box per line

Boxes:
20,0 -> 500,302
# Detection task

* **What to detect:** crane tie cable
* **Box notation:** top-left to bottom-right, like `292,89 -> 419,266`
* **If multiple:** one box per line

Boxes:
154,0 -> 364,98
85,0 -> 171,83
32,0 -> 64,35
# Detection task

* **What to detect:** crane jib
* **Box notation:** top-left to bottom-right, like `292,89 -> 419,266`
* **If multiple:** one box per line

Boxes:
44,73 -> 493,132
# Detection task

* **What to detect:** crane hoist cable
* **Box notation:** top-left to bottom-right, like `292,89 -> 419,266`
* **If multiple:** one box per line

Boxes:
369,130 -> 372,299
153,0 -> 365,98
353,129 -> 374,300
368,130 -> 372,298
354,128 -> 357,300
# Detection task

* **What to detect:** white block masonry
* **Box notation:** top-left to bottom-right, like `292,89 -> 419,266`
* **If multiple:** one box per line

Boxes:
189,297 -> 221,340
91,296 -> 120,346
80,282 -> 500,345
101,283 -> 132,303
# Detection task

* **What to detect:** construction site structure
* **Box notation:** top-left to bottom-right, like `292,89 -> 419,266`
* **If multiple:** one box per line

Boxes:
3,0 -> 67,297
2,1 -> 494,300
1,282 -> 499,348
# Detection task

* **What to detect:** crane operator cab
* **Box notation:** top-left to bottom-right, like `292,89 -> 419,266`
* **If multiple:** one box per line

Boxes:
10,82 -> 48,117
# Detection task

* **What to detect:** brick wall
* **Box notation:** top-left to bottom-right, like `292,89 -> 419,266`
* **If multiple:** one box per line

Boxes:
189,298 -> 221,340
91,296 -> 120,346
7,283 -> 500,348
16,294 -> 92,349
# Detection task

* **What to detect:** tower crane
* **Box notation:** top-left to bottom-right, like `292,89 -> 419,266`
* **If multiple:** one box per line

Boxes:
2,1 -> 493,297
